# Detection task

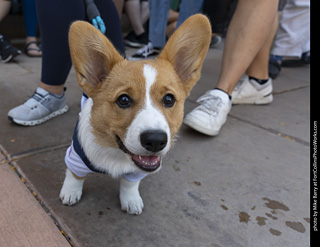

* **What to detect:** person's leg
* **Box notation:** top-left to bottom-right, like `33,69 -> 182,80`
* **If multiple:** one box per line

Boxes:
202,0 -> 234,34
201,0 -> 236,48
112,0 -> 124,19
22,0 -> 42,56
128,0 -> 169,60
216,0 -> 278,95
0,0 -> 11,22
8,0 -> 126,125
0,0 -> 21,63
270,0 -> 310,70
271,0 -> 310,59
38,0 -> 126,92
148,0 -> 170,48
125,0 -> 145,35
37,0 -> 124,89
123,0 -> 149,47
32,0 -> 124,94
231,14 -> 278,104
246,14 -> 278,80
37,0 -> 86,95
166,9 -> 178,38
140,0 -> 149,25
21,0 -> 38,37
7,0 -> 84,125
176,0 -> 204,28
184,0 -> 279,136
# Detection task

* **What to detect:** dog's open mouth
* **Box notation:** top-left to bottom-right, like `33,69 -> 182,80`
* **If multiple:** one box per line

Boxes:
116,136 -> 161,172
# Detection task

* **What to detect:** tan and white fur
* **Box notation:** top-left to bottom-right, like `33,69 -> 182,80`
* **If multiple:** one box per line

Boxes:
59,14 -> 211,214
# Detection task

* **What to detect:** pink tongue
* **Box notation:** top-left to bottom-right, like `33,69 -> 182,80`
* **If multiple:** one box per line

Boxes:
133,155 -> 161,167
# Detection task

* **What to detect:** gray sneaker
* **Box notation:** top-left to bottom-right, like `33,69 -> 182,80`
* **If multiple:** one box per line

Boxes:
8,87 -> 69,126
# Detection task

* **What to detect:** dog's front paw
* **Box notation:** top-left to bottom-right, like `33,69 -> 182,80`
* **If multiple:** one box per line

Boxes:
120,192 -> 144,215
59,185 -> 83,206
59,169 -> 85,206
120,178 -> 144,215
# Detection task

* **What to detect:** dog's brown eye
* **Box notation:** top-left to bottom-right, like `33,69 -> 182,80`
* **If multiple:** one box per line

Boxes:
116,94 -> 132,109
163,94 -> 175,108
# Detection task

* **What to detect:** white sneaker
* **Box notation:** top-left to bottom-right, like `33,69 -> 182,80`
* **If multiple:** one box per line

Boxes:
8,87 -> 69,126
232,75 -> 273,105
183,89 -> 232,136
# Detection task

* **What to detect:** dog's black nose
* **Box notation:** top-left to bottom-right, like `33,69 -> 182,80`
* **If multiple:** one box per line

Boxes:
140,131 -> 168,152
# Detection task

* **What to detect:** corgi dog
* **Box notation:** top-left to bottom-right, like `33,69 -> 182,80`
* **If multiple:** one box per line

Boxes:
59,14 -> 211,214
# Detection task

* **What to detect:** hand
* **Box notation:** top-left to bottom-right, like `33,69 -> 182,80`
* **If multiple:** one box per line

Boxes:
92,16 -> 106,34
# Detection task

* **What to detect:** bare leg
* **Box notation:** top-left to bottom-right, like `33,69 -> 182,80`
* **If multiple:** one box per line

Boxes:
39,81 -> 65,95
25,36 -> 42,56
140,0 -> 149,25
124,0 -> 145,35
216,0 -> 278,95
183,0 -> 279,136
0,0 -> 10,22
246,14 -> 278,80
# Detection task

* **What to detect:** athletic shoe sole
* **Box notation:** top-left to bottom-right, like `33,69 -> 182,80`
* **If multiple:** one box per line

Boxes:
184,117 -> 222,136
128,52 -> 159,61
1,50 -> 21,63
232,92 -> 273,105
124,40 -> 145,48
8,105 -> 69,126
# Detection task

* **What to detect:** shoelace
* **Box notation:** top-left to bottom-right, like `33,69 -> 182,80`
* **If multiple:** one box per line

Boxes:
23,91 -> 49,110
196,92 -> 223,116
136,42 -> 154,57
31,91 -> 49,103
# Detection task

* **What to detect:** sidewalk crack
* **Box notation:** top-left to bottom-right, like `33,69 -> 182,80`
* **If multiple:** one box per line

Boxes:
228,114 -> 309,146
273,85 -> 309,95
10,143 -> 70,161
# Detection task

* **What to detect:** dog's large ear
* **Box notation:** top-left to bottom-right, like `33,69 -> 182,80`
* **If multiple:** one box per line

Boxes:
158,14 -> 211,96
68,21 -> 124,97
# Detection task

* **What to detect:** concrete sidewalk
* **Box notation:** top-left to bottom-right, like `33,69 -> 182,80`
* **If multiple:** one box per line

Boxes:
0,44 -> 310,247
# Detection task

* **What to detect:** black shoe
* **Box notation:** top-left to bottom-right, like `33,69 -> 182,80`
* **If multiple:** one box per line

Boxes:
210,35 -> 222,48
268,55 -> 283,79
124,31 -> 149,48
128,42 -> 160,61
282,51 -> 310,67
0,35 -> 21,63
268,59 -> 282,79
